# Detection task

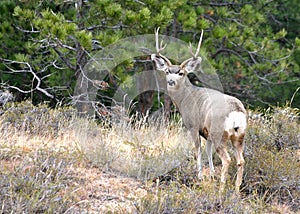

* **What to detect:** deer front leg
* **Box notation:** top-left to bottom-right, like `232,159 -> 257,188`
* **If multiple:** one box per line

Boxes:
191,130 -> 202,179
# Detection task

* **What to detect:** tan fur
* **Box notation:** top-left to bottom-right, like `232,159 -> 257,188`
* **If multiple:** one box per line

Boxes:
152,28 -> 247,194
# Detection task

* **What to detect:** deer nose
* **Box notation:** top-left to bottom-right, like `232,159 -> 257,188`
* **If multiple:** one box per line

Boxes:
168,80 -> 175,86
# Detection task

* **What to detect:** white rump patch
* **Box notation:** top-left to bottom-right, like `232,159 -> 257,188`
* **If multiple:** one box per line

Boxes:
225,111 -> 247,134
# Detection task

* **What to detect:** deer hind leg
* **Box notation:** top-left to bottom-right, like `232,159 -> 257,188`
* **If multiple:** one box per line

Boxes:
216,145 -> 231,193
206,140 -> 215,178
231,133 -> 245,194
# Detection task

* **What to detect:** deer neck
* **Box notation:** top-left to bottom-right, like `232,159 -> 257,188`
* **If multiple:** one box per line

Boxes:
167,77 -> 194,107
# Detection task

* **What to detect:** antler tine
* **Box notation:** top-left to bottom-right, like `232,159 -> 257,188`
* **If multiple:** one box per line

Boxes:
153,27 -> 172,66
188,42 -> 196,58
155,27 -> 166,55
155,27 -> 160,53
194,29 -> 204,58
160,40 -> 167,51
188,30 -> 204,59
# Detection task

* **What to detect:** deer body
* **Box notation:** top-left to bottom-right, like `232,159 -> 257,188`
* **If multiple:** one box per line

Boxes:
152,29 -> 247,193
169,79 -> 246,142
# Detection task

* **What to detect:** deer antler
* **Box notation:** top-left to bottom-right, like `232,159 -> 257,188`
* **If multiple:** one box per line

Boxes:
153,27 -> 172,66
155,27 -> 167,55
188,29 -> 204,59
179,30 -> 204,69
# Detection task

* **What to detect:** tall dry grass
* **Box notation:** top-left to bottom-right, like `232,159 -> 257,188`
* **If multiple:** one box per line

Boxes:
76,114 -> 194,180
0,101 -> 81,213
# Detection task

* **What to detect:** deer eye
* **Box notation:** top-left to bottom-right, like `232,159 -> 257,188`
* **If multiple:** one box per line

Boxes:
178,72 -> 184,76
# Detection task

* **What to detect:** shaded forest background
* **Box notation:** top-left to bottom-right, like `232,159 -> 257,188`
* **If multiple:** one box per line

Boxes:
0,0 -> 299,114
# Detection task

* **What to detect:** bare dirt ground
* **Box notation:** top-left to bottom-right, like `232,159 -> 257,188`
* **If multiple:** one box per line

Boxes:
69,167 -> 148,213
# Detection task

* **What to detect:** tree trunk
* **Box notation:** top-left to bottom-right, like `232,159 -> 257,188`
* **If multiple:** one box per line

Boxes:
163,94 -> 172,123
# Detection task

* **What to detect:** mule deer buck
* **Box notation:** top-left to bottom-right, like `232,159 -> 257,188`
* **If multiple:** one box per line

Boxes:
151,28 -> 247,193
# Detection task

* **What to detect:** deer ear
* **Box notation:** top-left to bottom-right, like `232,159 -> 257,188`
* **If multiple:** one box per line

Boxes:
180,57 -> 202,73
151,54 -> 171,72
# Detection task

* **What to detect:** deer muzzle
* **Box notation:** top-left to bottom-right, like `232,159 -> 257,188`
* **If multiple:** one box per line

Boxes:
167,80 -> 175,86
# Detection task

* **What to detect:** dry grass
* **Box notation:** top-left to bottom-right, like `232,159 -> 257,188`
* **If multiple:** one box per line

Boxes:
0,101 -> 299,213
76,115 -> 194,180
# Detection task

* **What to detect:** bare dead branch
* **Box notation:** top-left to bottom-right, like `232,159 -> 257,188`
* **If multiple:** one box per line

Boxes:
193,2 -> 239,7
55,38 -> 77,51
0,58 -> 56,100
14,24 -> 40,33
53,47 -> 76,70
211,47 -> 251,67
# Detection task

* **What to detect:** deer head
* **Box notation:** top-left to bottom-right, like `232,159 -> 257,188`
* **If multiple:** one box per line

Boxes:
151,28 -> 204,90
